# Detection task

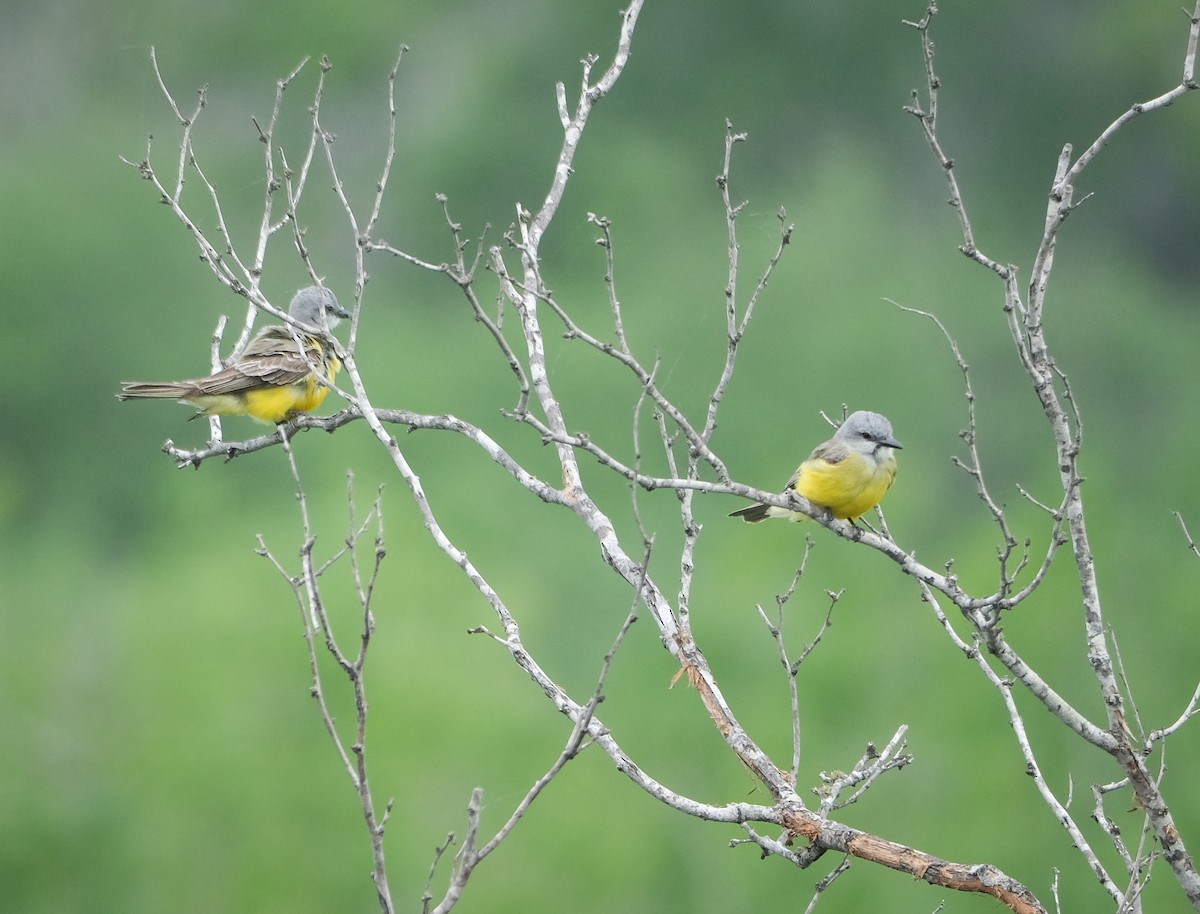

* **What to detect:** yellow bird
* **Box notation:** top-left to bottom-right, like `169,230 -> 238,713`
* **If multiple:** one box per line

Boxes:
119,286 -> 350,424
730,410 -> 901,523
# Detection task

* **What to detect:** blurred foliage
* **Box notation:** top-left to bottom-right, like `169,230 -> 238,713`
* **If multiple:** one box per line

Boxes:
3,0 -> 1200,912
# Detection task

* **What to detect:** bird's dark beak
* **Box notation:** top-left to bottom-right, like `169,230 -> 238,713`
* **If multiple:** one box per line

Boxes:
884,436 -> 903,450
332,304 -> 351,320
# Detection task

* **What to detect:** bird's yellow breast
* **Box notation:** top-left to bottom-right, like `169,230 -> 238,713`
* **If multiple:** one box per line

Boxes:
188,351 -> 341,424
794,451 -> 897,520
240,381 -> 331,424
244,352 -> 341,423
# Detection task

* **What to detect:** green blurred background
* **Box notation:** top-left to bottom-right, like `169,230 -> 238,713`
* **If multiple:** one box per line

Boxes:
3,0 -> 1200,911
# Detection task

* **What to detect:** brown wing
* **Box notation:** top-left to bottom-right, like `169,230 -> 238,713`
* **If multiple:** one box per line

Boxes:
187,326 -> 322,396
783,439 -> 849,489
120,326 -> 334,401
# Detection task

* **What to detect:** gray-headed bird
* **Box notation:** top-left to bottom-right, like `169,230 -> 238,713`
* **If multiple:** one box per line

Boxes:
730,410 -> 901,523
119,286 -> 349,424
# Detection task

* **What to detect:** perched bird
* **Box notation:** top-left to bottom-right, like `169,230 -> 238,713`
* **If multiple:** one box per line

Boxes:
730,410 -> 901,523
119,286 -> 350,424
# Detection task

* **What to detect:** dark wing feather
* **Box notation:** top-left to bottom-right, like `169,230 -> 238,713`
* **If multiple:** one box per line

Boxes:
186,326 -> 321,395
807,439 -> 849,466
782,439 -> 847,489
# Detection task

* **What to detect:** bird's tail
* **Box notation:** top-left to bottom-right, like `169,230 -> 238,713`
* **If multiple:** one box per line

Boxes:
729,504 -> 773,523
118,381 -> 199,401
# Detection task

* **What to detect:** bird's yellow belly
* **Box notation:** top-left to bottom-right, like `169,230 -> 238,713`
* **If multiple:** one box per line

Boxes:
182,353 -> 340,424
797,454 -> 896,520
186,371 -> 336,424
241,381 -> 330,423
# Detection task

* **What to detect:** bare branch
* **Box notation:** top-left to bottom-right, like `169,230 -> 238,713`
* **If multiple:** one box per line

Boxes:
902,8 -> 1011,279
802,857 -> 852,914
1147,677 -> 1200,746
814,727 -> 912,816
256,435 -> 395,912
905,4 -> 1200,904
1174,511 -> 1200,560
753,542 -> 828,781
125,4 -> 1200,910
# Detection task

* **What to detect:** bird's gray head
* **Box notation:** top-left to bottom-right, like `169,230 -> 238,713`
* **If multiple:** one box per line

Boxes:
836,410 -> 903,457
288,286 -> 350,331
